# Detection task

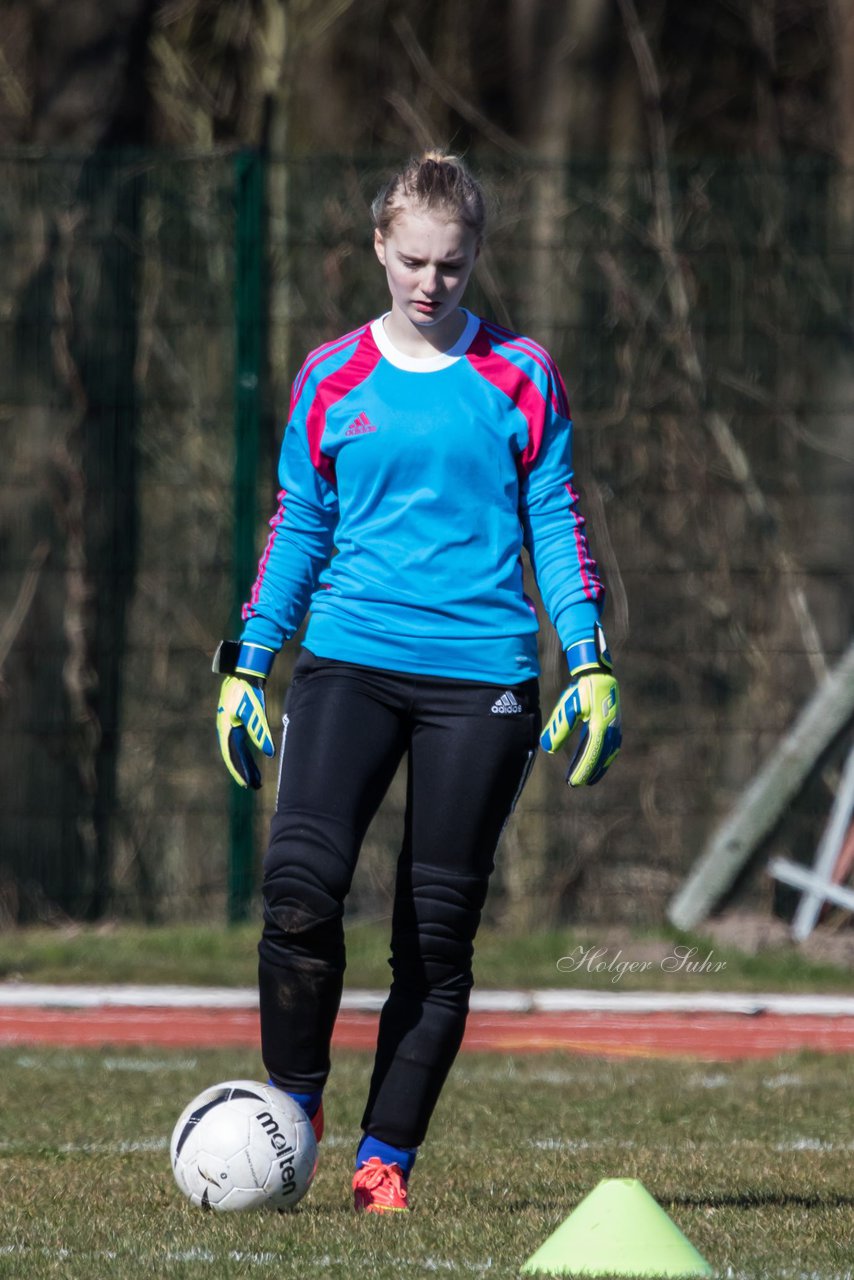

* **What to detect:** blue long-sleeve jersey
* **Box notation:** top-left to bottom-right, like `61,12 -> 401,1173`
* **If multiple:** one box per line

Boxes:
240,309 -> 604,683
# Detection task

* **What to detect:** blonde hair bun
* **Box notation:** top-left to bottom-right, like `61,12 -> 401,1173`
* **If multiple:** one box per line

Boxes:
372,151 -> 486,242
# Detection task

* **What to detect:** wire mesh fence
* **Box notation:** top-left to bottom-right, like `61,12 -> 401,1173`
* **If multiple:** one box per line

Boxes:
0,150 -> 851,925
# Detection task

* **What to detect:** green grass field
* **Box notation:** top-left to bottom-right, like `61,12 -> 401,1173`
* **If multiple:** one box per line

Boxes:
1,920 -> 852,992
2,923 -> 853,1275
2,1045 -> 852,1278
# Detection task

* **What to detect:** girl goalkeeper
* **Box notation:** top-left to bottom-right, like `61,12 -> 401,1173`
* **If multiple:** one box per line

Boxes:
214,151 -> 621,1213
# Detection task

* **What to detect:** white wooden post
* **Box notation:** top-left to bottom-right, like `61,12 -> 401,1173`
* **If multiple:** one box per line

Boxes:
768,742 -> 854,940
668,642 -> 854,931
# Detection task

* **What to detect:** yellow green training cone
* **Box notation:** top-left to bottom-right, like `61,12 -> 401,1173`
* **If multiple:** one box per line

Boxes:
521,1177 -> 714,1278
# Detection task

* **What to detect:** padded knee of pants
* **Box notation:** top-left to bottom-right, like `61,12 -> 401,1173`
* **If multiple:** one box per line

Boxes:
390,868 -> 487,995
262,812 -> 352,938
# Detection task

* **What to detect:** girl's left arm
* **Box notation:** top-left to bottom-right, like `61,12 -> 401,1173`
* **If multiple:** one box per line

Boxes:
520,384 -> 621,786
518,392 -> 605,656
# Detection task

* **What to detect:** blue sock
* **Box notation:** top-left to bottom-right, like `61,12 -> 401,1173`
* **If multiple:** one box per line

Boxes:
269,1081 -> 323,1121
355,1133 -> 417,1179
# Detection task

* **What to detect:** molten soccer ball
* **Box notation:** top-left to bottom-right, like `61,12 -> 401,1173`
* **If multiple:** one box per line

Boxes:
170,1080 -> 317,1211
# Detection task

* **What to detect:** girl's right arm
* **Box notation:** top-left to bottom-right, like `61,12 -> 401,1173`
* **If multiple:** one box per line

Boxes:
238,408 -> 339,656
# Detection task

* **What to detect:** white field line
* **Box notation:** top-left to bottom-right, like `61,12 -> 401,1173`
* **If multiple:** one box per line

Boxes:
527,1136 -> 853,1153
101,1056 -> 199,1072
0,1244 -> 496,1272
13,1053 -> 199,1072
725,1272 -> 854,1280
528,1137 -> 638,1151
0,1132 -> 354,1154
2,1056 -> 813,1122
464,1066 -> 792,1090
775,1138 -> 854,1151
0,1137 -> 170,1154
457,1067 -> 589,1086
4,1132 -> 846,1157
692,1071 -> 732,1088
2,984 -> 854,1016
762,1072 -> 804,1088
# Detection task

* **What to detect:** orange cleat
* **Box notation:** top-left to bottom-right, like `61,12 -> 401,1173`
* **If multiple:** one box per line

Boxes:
352,1156 -> 410,1214
310,1101 -> 324,1143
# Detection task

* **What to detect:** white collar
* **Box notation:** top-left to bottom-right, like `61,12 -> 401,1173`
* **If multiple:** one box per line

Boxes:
370,309 -> 479,372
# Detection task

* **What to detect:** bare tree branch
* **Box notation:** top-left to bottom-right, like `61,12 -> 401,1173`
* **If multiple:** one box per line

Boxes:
0,541 -> 50,685
384,89 -> 439,153
717,368 -> 854,468
617,0 -> 828,682
49,206 -> 101,801
392,13 -> 526,157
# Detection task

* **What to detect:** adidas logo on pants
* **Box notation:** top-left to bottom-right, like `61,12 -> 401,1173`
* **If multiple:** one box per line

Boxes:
491,691 -> 522,715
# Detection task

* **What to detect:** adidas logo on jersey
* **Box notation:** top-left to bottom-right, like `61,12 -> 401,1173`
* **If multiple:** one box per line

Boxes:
345,411 -> 377,437
491,691 -> 523,715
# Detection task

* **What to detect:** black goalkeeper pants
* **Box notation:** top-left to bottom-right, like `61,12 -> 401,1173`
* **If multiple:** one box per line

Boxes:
257,647 -> 541,1150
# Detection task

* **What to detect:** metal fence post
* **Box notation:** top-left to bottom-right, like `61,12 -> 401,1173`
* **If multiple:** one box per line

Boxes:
230,148 -> 265,923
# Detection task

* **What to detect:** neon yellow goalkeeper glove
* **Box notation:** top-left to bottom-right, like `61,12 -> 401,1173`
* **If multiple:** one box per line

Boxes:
540,625 -> 622,787
213,641 -> 276,789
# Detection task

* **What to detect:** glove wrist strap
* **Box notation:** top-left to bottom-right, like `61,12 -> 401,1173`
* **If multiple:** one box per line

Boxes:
236,642 -> 275,680
566,623 -> 613,679
213,639 -> 276,682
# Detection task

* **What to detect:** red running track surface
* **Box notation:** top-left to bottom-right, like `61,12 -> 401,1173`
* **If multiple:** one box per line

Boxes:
2,1007 -> 854,1059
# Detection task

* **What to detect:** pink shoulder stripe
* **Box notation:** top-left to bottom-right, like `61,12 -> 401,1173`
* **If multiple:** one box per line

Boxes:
304,330 -> 383,487
510,338 -> 570,417
481,320 -> 570,418
291,323 -> 371,412
482,323 -> 570,418
466,326 -> 548,475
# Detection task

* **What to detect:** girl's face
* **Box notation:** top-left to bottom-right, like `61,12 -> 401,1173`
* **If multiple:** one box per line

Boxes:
374,204 -> 479,348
